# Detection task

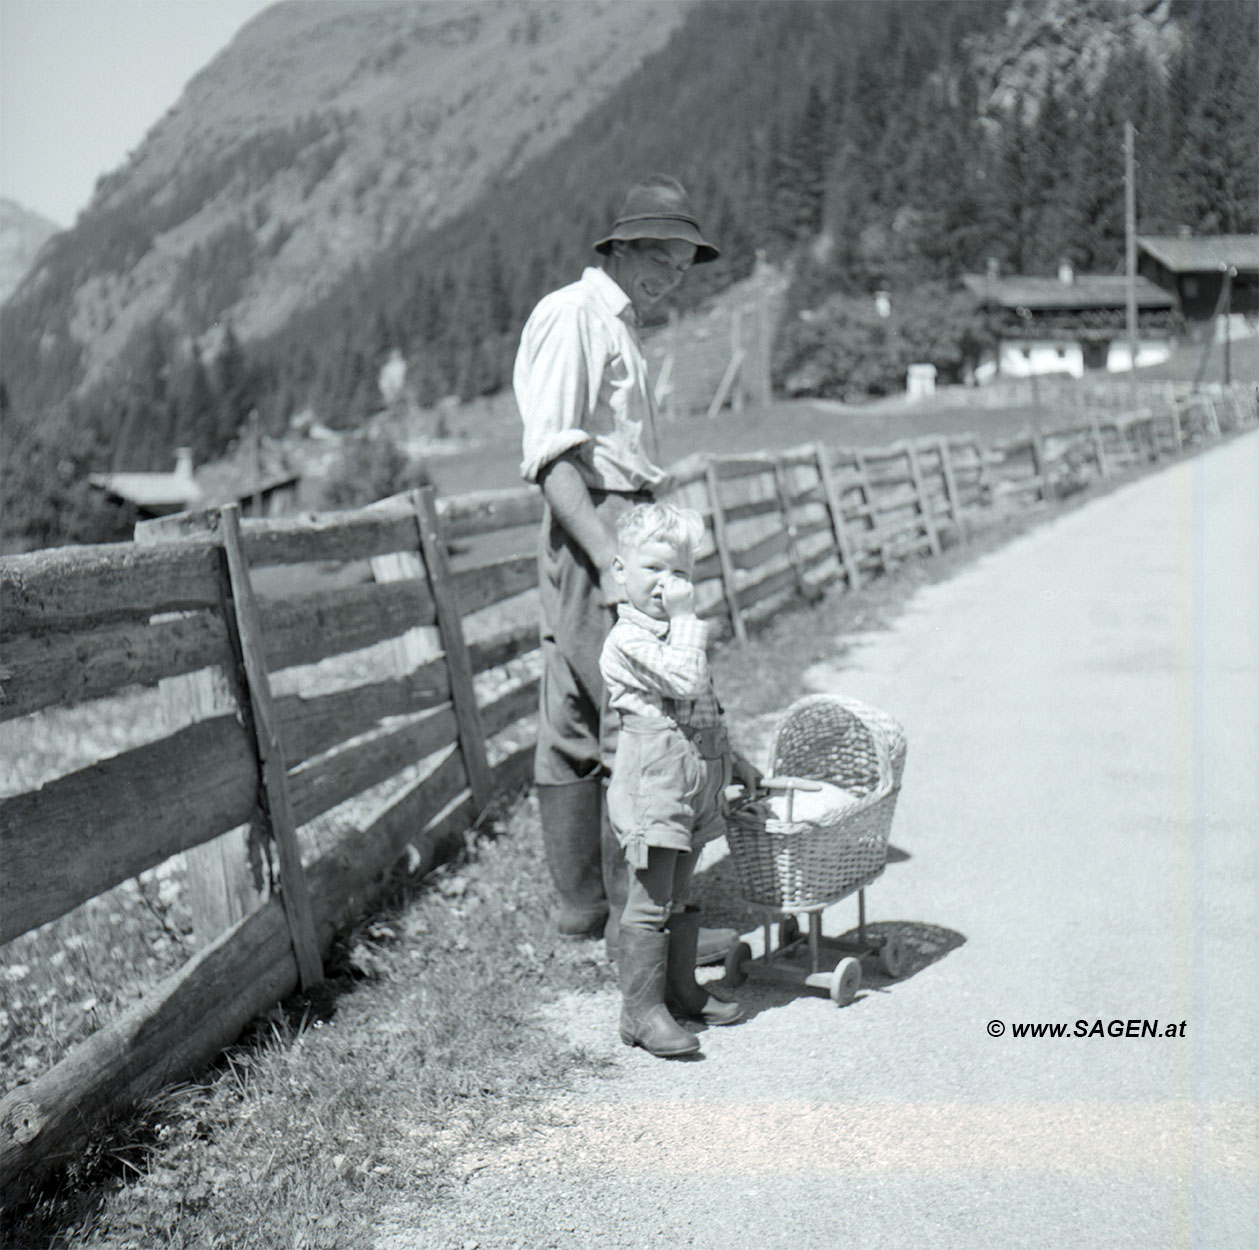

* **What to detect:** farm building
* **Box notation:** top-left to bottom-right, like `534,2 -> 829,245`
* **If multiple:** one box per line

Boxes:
962,260 -> 1179,381
1137,233 -> 1259,337
90,446 -> 301,520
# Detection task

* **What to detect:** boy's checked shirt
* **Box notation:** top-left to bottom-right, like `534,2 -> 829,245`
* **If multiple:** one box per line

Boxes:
600,603 -> 722,728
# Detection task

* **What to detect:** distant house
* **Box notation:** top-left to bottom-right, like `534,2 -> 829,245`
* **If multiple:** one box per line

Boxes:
962,259 -> 1179,381
1137,234 -> 1259,335
90,447 -> 205,519
90,446 -> 301,520
194,454 -> 302,518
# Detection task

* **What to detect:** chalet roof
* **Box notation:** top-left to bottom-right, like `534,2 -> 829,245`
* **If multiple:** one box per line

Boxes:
194,460 -> 300,507
1137,234 -> 1259,275
89,446 -> 299,510
962,272 -> 1176,312
88,470 -> 204,509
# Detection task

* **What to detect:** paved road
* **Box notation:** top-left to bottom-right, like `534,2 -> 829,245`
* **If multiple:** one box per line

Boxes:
377,432 -> 1259,1249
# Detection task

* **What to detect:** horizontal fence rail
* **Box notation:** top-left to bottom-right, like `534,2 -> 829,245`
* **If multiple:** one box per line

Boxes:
1,380 -> 1255,1197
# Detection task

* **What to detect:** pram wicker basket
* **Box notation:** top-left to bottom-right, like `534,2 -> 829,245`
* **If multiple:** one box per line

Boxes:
726,695 -> 907,912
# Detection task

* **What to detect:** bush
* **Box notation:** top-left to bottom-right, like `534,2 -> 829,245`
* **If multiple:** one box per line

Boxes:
320,428 -> 432,509
773,282 -> 994,401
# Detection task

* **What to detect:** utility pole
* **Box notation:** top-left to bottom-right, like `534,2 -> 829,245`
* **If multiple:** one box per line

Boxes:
1124,121 -> 1139,376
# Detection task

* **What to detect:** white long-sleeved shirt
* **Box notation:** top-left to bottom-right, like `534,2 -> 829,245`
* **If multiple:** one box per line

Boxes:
513,266 -> 667,492
599,604 -> 722,728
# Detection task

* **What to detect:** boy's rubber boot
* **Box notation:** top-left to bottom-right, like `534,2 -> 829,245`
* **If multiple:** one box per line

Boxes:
665,906 -> 746,1026
618,925 -> 701,1058
602,805 -> 739,969
536,780 -> 608,939
601,801 -> 627,961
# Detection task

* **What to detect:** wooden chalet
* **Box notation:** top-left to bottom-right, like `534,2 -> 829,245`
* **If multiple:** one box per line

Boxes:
1137,234 -> 1259,336
90,446 -> 301,520
962,260 -> 1178,380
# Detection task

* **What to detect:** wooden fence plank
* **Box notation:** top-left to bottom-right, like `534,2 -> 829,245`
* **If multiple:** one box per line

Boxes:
481,679 -> 540,739
438,488 -> 545,539
449,554 -> 538,615
2,542 -> 222,637
288,705 -> 459,827
275,666 -> 450,767
704,460 -> 747,645
732,528 -> 790,572
1,717 -> 258,944
257,579 -> 435,673
1,611 -> 230,721
220,505 -> 322,990
138,508 -> 418,569
468,624 -> 540,675
721,493 -> 786,526
707,454 -> 776,481
413,488 -> 493,810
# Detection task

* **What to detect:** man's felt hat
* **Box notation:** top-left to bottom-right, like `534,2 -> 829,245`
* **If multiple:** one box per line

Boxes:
592,174 -> 719,264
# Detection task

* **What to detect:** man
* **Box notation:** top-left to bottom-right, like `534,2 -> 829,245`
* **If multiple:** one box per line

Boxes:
513,174 -> 735,963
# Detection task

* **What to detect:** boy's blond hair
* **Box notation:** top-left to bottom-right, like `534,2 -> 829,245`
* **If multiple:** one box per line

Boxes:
615,502 -> 706,566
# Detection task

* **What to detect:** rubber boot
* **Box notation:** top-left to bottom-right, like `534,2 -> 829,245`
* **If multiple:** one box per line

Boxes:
665,906 -> 745,1026
618,925 -> 701,1058
601,798 -> 627,963
536,780 -> 608,938
602,802 -> 738,969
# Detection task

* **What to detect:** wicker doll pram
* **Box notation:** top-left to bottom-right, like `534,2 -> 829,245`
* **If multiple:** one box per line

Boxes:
723,694 -> 908,1003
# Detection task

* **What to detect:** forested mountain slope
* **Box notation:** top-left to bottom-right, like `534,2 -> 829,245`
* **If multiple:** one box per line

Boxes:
2,0 -> 1254,551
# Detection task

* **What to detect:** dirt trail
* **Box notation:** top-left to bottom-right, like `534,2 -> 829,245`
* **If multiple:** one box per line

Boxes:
374,433 -> 1259,1250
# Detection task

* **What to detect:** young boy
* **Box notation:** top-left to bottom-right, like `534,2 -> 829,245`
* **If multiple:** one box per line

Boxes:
599,502 -> 759,1057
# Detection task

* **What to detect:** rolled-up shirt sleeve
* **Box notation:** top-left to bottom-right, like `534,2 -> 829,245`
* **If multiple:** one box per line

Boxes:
515,298 -> 603,484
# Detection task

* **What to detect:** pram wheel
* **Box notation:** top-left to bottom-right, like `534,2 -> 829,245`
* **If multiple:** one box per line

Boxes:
878,934 -> 906,978
829,956 -> 861,1006
725,941 -> 752,987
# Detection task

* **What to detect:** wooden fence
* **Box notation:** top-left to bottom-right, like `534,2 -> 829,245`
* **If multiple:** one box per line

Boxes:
2,380 -> 1255,1196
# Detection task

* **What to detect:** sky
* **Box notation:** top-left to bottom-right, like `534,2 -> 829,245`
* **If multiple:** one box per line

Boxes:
1,0 -> 278,227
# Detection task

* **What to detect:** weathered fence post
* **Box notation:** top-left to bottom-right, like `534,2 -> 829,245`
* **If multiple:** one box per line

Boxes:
934,437 -> 966,543
852,449 -> 887,576
134,514 -> 264,949
411,487 -> 492,809
905,441 -> 942,556
813,442 -> 861,590
218,505 -> 323,990
1028,430 -> 1050,501
705,350 -> 746,422
704,459 -> 747,644
771,456 -> 809,599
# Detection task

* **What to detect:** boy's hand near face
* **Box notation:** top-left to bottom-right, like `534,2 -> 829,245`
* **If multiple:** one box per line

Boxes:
661,571 -> 696,619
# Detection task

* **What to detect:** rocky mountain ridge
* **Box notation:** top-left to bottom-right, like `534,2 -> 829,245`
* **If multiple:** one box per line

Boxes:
0,198 -> 60,306
12,0 -> 692,394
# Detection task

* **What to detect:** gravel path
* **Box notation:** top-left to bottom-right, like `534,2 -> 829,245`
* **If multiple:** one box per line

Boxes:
373,432 -> 1259,1250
